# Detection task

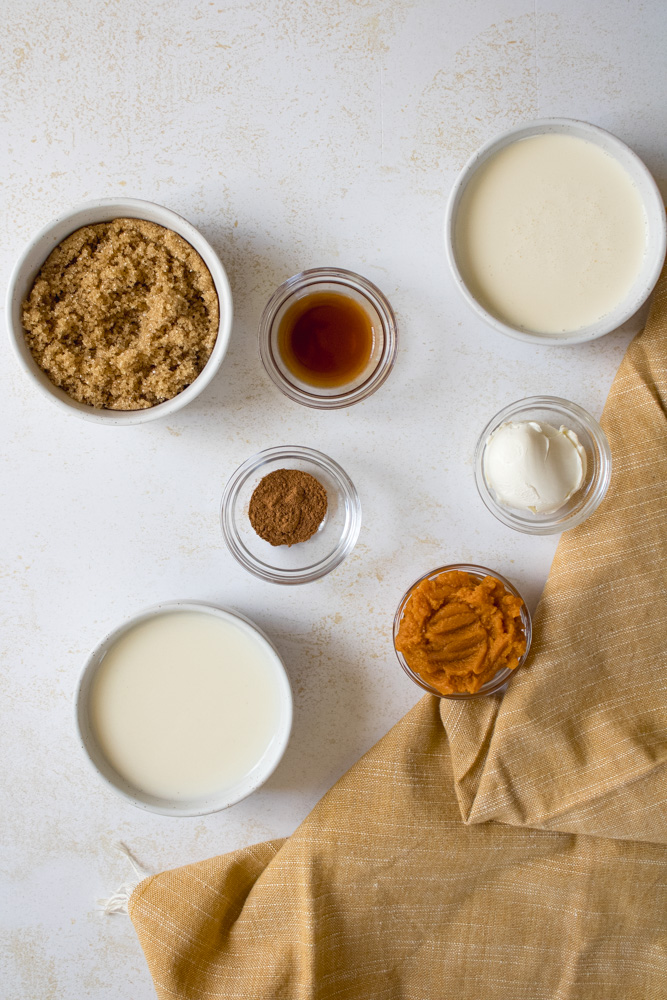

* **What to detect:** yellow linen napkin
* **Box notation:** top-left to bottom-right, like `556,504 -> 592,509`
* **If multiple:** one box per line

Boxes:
442,272 -> 667,845
129,270 -> 667,999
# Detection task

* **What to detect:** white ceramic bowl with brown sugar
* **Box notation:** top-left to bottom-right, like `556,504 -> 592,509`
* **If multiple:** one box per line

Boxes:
6,198 -> 233,424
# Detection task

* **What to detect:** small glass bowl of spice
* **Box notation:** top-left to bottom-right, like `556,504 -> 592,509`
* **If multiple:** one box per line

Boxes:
393,564 -> 532,699
221,445 -> 362,584
259,267 -> 398,408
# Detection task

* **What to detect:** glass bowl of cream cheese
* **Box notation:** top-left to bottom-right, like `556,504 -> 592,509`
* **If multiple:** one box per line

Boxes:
475,396 -> 612,534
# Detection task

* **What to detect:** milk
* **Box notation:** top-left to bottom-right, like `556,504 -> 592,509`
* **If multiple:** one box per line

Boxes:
89,610 -> 283,801
455,133 -> 647,334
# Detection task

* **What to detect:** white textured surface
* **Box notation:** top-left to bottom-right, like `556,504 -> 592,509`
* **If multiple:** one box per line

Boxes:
2,1 -> 666,996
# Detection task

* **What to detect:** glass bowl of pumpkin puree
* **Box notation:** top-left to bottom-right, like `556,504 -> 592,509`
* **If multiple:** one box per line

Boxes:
393,564 -> 532,699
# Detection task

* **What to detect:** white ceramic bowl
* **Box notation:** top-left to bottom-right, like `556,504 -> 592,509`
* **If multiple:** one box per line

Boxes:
6,198 -> 233,424
75,601 -> 293,816
445,118 -> 666,345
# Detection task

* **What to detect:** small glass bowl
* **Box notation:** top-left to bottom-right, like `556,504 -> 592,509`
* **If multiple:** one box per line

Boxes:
475,396 -> 612,535
393,564 -> 532,699
258,267 -> 398,408
221,445 -> 362,584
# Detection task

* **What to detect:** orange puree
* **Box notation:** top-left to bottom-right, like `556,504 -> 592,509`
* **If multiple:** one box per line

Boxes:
395,571 -> 526,696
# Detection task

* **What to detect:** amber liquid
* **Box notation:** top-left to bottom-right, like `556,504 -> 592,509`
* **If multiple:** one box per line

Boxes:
277,291 -> 375,388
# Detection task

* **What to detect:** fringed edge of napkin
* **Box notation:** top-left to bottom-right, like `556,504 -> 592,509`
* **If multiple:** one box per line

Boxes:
99,842 -> 153,915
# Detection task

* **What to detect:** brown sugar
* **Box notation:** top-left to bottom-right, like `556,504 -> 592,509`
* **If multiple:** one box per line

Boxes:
395,570 -> 526,695
248,469 -> 328,546
21,218 -> 219,410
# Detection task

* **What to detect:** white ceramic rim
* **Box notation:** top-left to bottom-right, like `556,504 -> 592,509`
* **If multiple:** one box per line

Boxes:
444,118 -> 667,345
393,563 -> 532,699
474,395 -> 612,534
74,601 -> 293,816
220,445 -> 362,584
6,198 -> 233,424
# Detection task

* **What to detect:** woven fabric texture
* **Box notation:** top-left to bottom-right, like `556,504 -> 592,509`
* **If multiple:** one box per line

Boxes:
129,270 -> 667,999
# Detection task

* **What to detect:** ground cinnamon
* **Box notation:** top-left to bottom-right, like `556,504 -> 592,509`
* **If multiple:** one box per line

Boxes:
248,469 -> 328,546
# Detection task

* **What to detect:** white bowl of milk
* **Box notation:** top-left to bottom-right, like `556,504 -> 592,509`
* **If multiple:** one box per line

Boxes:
445,119 -> 666,344
75,602 -> 293,816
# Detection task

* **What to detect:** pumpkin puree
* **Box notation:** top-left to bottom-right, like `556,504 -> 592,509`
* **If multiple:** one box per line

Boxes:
395,570 -> 526,695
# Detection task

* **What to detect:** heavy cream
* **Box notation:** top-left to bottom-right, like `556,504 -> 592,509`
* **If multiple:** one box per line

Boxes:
483,420 -> 587,514
89,610 -> 284,802
455,133 -> 647,334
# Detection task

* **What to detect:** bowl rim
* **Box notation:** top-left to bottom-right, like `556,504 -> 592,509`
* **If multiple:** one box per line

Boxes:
220,444 -> 362,584
258,266 -> 398,409
6,197 -> 233,425
393,563 -> 532,699
444,117 -> 667,345
474,395 -> 612,535
74,600 -> 293,816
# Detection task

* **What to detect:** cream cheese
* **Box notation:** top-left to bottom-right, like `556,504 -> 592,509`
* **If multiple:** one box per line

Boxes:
483,420 -> 587,514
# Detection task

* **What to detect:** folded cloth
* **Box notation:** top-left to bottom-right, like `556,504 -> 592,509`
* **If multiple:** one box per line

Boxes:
442,273 -> 667,844
129,270 -> 667,999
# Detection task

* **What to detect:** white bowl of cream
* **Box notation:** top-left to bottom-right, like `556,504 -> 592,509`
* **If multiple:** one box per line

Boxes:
445,119 -> 666,344
475,396 -> 611,534
75,602 -> 292,816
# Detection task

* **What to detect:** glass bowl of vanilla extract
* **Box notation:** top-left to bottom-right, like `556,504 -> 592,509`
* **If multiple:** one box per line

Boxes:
259,267 -> 398,408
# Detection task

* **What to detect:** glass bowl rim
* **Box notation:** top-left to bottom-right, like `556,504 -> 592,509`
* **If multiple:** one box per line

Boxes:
220,444 -> 362,584
474,395 -> 612,535
392,563 -> 533,700
258,266 -> 398,409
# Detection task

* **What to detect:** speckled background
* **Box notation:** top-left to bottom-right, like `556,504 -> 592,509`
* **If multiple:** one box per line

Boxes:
2,1 -> 666,996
